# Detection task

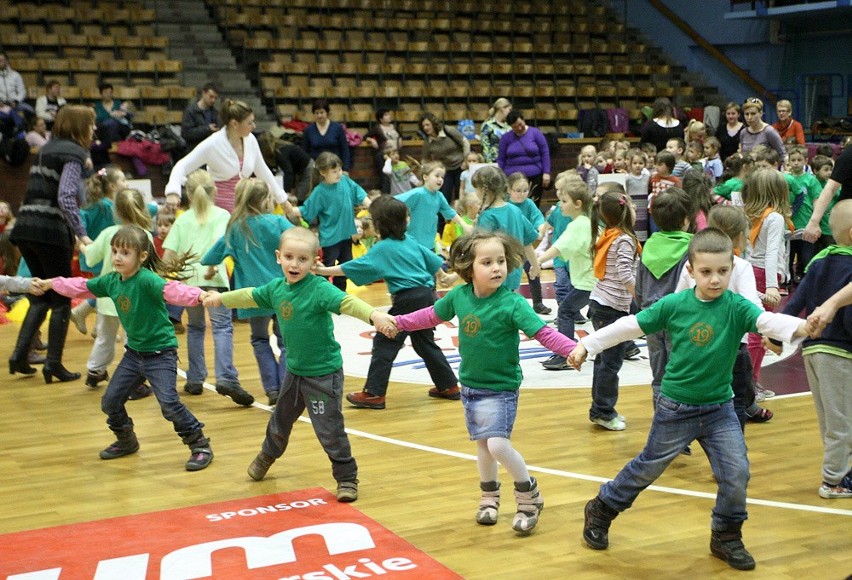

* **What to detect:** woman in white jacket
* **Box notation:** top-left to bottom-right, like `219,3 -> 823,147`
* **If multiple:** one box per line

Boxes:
166,99 -> 295,215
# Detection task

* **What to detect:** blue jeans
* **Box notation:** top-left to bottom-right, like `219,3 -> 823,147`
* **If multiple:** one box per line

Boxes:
102,348 -> 203,438
645,330 -> 672,407
553,265 -> 570,306
556,278 -> 590,340
599,396 -> 750,530
588,300 -> 629,421
185,294 -> 239,386
249,315 -> 287,395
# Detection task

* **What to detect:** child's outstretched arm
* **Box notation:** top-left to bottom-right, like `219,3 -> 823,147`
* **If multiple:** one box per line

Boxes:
314,263 -> 345,278
756,311 -> 808,345
394,306 -> 445,333
807,281 -> 852,337
568,315 -> 645,370
525,244 -> 540,280
0,274 -> 41,295
451,214 -> 474,235
533,325 -> 577,358
163,281 -> 207,307
338,295 -> 396,336
42,277 -> 95,299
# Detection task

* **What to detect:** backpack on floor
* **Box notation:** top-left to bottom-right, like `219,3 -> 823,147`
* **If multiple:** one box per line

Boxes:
578,108 -> 608,138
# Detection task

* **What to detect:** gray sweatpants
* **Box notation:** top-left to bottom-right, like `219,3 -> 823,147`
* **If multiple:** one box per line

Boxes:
804,352 -> 852,485
261,368 -> 357,483
87,313 -> 121,372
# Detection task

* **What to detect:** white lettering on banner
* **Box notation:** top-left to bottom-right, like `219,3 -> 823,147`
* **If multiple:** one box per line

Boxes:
7,570 -> 62,580
205,498 -> 327,522
278,557 -> 417,580
94,554 -> 149,579
160,523 -> 375,579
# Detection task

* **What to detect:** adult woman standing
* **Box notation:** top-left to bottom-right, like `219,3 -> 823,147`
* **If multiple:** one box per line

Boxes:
479,97 -> 512,163
716,102 -> 745,162
9,105 -> 95,382
365,108 -> 402,193
740,97 -> 786,163
165,99 -> 293,215
497,111 -> 551,207
640,97 -> 684,154
301,98 -> 351,172
419,112 -> 470,207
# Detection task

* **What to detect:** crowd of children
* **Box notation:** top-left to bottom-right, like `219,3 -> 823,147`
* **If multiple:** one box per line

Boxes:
3,101 -> 850,573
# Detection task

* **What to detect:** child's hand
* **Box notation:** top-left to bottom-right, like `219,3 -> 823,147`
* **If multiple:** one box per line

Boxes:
29,278 -> 45,296
313,262 -> 330,277
203,290 -> 222,308
762,336 -> 782,356
568,344 -> 588,370
197,290 -> 209,304
203,265 -> 216,280
807,303 -> 837,337
370,310 -> 397,338
38,278 -> 54,292
763,287 -> 781,308
527,261 -> 541,280
438,271 -> 458,288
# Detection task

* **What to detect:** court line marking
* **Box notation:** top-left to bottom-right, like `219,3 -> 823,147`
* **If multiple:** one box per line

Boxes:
181,371 -> 846,517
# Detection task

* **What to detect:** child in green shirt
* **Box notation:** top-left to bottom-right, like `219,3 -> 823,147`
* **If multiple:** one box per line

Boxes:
204,227 -> 395,502
570,228 -> 808,571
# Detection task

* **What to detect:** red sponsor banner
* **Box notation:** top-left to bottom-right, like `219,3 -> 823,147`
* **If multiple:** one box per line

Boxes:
1,489 -> 461,580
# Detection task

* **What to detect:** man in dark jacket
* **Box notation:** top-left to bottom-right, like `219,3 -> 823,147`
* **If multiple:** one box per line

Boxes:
180,83 -> 219,155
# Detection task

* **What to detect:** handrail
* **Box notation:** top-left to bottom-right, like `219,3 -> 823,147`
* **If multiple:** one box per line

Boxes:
648,0 -> 774,102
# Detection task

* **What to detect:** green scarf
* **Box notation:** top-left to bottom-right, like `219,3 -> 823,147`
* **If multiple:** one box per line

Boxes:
805,245 -> 852,273
641,231 -> 694,279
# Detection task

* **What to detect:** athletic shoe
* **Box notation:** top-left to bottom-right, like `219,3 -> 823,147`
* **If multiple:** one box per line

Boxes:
429,385 -> 461,400
336,480 -> 359,502
247,452 -> 275,481
755,383 -> 775,399
512,477 -> 544,534
533,303 -> 552,315
592,416 -> 626,431
574,315 -> 589,324
346,390 -> 386,409
267,390 -> 279,406
85,369 -> 109,389
542,354 -> 570,370
476,481 -> 501,525
624,345 -> 641,360
128,381 -> 152,400
216,382 -> 255,407
818,482 -> 852,499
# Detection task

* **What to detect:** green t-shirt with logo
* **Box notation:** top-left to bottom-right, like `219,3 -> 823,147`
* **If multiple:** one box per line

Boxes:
434,284 -> 546,391
241,274 -> 347,377
636,288 -> 763,405
87,268 -> 176,353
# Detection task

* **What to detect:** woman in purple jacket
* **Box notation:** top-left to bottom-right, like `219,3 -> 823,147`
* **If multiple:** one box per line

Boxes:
497,111 -> 551,208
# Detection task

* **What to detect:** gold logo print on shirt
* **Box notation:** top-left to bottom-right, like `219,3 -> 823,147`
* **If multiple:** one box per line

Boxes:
279,301 -> 294,321
117,295 -> 132,314
689,322 -> 714,346
460,314 -> 481,337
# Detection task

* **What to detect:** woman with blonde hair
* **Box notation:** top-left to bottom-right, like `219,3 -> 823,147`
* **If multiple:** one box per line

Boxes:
165,99 -> 295,216
479,97 -> 512,163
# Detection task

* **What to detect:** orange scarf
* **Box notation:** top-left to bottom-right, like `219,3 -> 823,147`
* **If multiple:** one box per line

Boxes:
749,207 -> 795,248
594,228 -> 638,280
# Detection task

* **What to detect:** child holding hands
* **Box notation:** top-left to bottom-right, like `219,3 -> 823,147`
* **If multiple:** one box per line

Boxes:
386,230 -> 578,534
203,227 -> 396,502
43,225 -> 215,471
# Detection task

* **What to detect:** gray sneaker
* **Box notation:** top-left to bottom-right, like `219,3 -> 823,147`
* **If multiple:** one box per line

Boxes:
216,382 -> 254,407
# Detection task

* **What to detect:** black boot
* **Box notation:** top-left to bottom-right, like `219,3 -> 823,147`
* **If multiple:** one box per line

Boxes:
182,430 -> 213,471
9,300 -> 50,375
583,496 -> 619,550
100,423 -> 140,459
529,276 -> 551,315
710,524 -> 756,570
42,303 -> 80,384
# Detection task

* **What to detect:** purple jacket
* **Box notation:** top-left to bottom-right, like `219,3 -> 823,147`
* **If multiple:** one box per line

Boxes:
497,127 -> 551,178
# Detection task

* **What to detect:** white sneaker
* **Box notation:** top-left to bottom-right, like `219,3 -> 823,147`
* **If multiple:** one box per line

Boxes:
592,416 -> 626,431
755,383 -> 775,399
818,483 -> 852,499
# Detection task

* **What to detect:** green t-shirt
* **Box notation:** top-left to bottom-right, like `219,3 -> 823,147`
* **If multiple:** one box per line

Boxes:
83,224 -> 153,317
636,289 -> 763,405
434,284 -> 546,391
553,214 -> 595,291
786,172 -> 820,229
235,274 -> 347,377
342,234 -> 443,295
162,206 -> 231,288
87,268 -> 176,352
546,209 -> 572,269
713,177 -> 743,201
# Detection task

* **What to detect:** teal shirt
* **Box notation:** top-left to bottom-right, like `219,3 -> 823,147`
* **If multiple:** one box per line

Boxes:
546,208 -> 573,269
250,274 -> 348,377
341,234 -> 443,294
510,198 -> 544,230
785,172 -> 821,229
201,214 -> 292,319
477,204 -> 538,290
636,289 -> 763,405
87,269 -> 177,352
398,186 -> 457,250
300,175 -> 366,246
434,284 -> 545,391
80,198 -> 116,273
